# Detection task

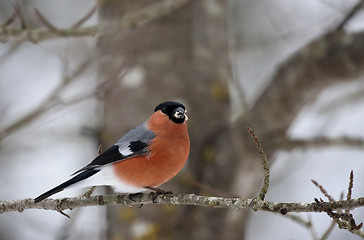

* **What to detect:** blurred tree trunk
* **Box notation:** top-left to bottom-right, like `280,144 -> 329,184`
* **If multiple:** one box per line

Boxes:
97,0 -> 259,239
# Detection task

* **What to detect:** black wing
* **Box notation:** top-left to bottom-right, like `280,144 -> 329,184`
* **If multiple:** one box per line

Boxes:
72,123 -> 155,175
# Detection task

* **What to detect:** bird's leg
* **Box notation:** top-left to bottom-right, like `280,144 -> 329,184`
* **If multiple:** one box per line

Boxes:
145,186 -> 173,203
127,192 -> 144,208
128,192 -> 143,201
145,186 -> 173,193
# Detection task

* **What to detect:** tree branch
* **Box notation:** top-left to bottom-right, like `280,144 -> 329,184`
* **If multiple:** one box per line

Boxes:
0,194 -> 363,215
312,173 -> 364,237
34,8 -> 62,34
321,220 -> 336,240
0,123 -> 362,238
347,170 -> 354,201
70,4 -> 98,30
0,0 -> 192,43
1,10 -> 17,29
335,0 -> 364,31
0,57 -> 93,141
311,180 -> 335,202
277,136 -> 364,150
284,214 -> 319,240
13,3 -> 26,30
247,126 -> 270,200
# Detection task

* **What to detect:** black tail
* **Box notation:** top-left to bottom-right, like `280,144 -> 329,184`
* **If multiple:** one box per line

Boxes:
34,168 -> 100,203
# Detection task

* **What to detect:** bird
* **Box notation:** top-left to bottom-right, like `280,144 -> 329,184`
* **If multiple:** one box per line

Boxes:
34,101 -> 190,203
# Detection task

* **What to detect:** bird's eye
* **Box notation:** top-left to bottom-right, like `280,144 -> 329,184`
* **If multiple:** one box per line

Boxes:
174,111 -> 183,119
173,107 -> 186,119
173,107 -> 188,123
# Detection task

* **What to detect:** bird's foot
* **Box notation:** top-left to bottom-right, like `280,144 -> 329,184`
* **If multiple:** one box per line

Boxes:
128,192 -> 144,208
145,187 -> 173,203
128,192 -> 143,201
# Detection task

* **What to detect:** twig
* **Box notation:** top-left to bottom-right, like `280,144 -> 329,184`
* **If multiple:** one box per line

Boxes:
13,3 -> 26,29
34,8 -> 61,33
0,26 -> 98,43
315,198 -> 363,232
81,187 -> 96,198
246,126 -> 270,201
347,170 -> 354,201
277,136 -> 364,150
312,175 -> 363,236
70,4 -> 97,30
0,44 -> 134,141
285,214 -> 319,240
57,209 -> 70,218
335,0 -> 364,31
112,0 -> 191,29
311,179 -> 335,202
286,197 -> 338,239
0,57 -> 93,141
346,170 -> 354,215
1,11 -> 17,29
321,220 -> 336,240
0,0 -> 193,43
286,213 -> 312,228
321,193 -> 340,240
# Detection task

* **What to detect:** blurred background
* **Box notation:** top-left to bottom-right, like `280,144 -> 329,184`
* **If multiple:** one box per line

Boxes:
1,0 -> 364,239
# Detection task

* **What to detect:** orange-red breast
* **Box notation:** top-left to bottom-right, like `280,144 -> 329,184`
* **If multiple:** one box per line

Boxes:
34,101 -> 190,203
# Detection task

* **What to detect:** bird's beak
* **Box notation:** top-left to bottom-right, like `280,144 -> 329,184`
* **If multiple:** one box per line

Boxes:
184,109 -> 189,121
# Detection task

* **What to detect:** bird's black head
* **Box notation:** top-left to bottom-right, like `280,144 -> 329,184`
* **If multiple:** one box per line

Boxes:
154,101 -> 188,124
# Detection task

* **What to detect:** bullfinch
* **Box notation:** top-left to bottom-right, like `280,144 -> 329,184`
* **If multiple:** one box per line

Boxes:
34,101 -> 190,203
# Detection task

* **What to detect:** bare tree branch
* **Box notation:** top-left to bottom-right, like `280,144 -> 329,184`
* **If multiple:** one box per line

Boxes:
0,194 -> 363,215
70,4 -> 97,30
247,126 -> 270,200
2,169 -> 363,230
335,0 -> 364,31
319,193 -> 345,240
277,136 -> 364,150
320,220 -> 336,240
285,197 -> 341,240
0,0 -> 192,43
0,38 -> 134,141
311,180 -> 336,202
0,57 -> 93,141
1,11 -> 17,29
285,214 -> 319,240
13,3 -> 26,30
312,174 -> 364,238
347,170 -> 354,201
34,8 -> 62,34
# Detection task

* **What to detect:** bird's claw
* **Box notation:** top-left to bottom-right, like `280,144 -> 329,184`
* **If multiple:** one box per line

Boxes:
128,192 -> 143,201
128,193 -> 144,208
145,187 -> 172,203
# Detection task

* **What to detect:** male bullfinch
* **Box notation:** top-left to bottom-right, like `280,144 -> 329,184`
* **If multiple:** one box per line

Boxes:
34,101 -> 190,203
